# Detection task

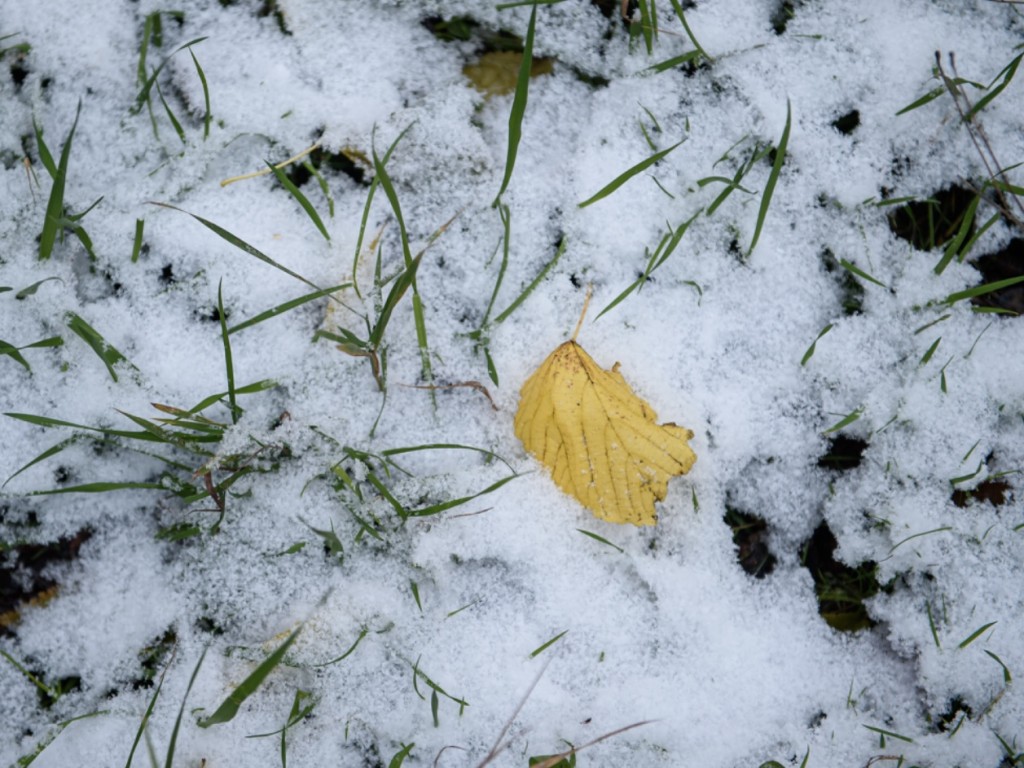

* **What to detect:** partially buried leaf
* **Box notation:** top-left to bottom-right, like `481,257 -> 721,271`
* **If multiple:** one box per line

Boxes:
514,340 -> 696,526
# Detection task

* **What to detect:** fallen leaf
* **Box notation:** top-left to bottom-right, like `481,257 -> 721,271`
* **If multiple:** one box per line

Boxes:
514,338 -> 696,526
463,51 -> 555,98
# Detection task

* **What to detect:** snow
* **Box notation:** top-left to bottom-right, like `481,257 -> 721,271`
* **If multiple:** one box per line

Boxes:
1,0 -> 1023,766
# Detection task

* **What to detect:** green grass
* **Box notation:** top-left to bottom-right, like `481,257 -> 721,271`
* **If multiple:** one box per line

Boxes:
800,324 -> 833,366
578,139 -> 685,209
492,2 -> 538,206
747,99 -> 790,257
199,628 -> 300,727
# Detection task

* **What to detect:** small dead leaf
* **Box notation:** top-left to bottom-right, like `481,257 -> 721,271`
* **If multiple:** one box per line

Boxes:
514,338 -> 696,526
463,51 -> 555,98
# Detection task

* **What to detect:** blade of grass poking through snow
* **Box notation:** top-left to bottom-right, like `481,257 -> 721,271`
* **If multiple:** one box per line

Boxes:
304,159 -> 334,218
985,650 -> 1012,684
863,725 -> 914,746
38,101 -> 81,260
217,280 -> 239,424
889,526 -> 952,553
934,192 -> 981,274
481,204 -> 512,330
163,647 -> 207,768
530,630 -> 567,659
266,161 -> 329,240
124,642 -> 177,768
228,284 -> 349,335
189,49 -> 211,139
199,627 -> 302,727
131,218 -> 144,263
493,239 -> 565,327
1,336 -> 62,372
942,275 -> 1024,306
748,100 -> 790,257
958,621 -> 996,649
823,407 -> 862,434
800,323 -> 833,365
596,211 -> 699,319
636,0 -> 655,54
132,37 -> 207,115
576,529 -> 624,553
492,2 -> 537,206
579,139 -> 685,209
388,743 -> 414,768
33,117 -> 57,178
965,51 -> 1023,121
152,203 -> 332,297
65,312 -> 137,382
3,435 -> 80,488
495,0 -> 567,7
155,80 -> 186,144
669,0 -> 712,61
372,131 -> 432,385
647,50 -> 702,74
839,258 -> 886,288
919,337 -> 941,365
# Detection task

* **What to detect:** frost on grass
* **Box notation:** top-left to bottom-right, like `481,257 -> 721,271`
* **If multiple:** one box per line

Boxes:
2,1 -> 1024,767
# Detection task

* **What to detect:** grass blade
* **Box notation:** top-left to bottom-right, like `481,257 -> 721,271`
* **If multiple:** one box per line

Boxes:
800,323 -> 833,366
943,275 -> 1024,306
823,407 -> 862,434
895,86 -> 945,116
33,116 -> 57,178
155,80 -> 186,144
65,311 -> 136,382
228,284 -> 349,334
647,50 -> 701,74
405,472 -> 520,518
39,101 -> 82,260
748,99 -> 790,257
493,3 -> 537,206
372,130 -> 432,384
529,630 -> 567,658
266,161 -> 330,240
190,48 -> 212,139
217,280 -> 239,424
131,218 -> 145,263
152,202 -> 330,296
958,621 -> 996,649
492,235 -> 566,326
669,0 -> 712,61
965,52 -> 1023,121
839,258 -> 886,288
3,436 -> 79,488
579,139 -> 685,209
199,627 -> 302,727
31,481 -> 167,495
132,37 -> 207,115
576,529 -> 624,553
164,647 -> 207,768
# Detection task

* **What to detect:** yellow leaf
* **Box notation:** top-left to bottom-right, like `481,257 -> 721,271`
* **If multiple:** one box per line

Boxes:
514,339 -> 696,526
462,51 -> 555,98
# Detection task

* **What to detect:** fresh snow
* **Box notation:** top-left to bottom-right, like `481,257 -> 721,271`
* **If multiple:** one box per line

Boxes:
1,1 -> 1022,766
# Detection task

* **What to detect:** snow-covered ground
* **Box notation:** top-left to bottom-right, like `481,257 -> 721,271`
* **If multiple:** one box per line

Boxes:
2,1 -> 1023,766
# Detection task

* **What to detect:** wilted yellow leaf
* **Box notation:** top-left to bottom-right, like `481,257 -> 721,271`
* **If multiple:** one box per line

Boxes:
514,338 -> 696,526
463,51 -> 555,97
